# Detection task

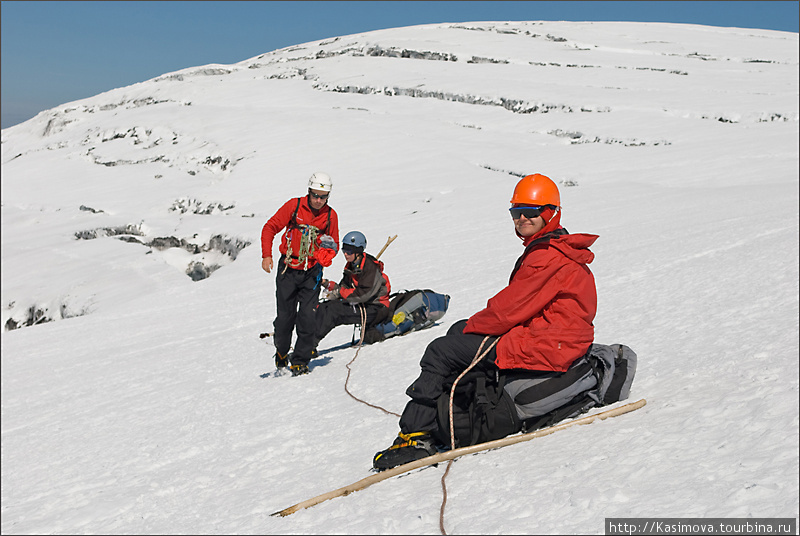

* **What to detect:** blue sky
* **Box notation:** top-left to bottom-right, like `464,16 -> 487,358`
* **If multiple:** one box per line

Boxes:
2,1 -> 798,129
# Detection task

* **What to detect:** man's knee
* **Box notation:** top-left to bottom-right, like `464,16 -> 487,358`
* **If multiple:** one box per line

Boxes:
404,371 -> 442,404
446,319 -> 468,336
420,333 -> 460,364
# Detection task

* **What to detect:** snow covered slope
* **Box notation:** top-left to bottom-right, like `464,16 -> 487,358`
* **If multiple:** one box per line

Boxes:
2,21 -> 798,534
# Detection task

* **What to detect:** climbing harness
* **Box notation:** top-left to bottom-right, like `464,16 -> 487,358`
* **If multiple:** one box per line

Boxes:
280,197 -> 331,274
282,224 -> 321,274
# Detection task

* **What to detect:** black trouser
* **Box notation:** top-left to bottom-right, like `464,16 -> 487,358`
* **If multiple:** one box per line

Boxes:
398,319 -> 499,434
273,257 -> 322,366
314,300 -> 385,348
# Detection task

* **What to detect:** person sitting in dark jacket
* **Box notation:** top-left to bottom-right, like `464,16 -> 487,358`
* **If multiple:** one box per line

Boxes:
313,230 -> 391,352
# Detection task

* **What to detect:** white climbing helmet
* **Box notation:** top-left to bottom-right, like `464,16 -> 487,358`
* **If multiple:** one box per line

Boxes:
308,172 -> 332,192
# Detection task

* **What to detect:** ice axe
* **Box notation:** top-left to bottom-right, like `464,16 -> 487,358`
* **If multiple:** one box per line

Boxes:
375,235 -> 397,260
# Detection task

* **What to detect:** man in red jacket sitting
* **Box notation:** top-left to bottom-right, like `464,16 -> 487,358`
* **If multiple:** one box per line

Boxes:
373,173 -> 598,469
261,172 -> 340,376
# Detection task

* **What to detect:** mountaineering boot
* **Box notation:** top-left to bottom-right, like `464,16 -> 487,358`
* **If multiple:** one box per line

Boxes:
274,351 -> 289,369
289,363 -> 310,376
372,432 -> 437,471
363,327 -> 385,345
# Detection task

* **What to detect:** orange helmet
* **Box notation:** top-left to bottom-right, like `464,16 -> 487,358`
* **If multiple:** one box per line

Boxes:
510,174 -> 560,207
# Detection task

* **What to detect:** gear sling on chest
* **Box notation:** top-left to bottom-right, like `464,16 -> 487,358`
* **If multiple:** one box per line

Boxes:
282,197 -> 331,273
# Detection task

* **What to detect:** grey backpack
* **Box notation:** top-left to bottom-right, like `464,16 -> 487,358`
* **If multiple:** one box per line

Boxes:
506,343 -> 638,432
435,343 -> 638,448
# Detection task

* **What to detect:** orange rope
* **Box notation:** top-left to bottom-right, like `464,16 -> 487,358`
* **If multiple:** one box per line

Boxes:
439,335 -> 500,535
343,304 -> 401,418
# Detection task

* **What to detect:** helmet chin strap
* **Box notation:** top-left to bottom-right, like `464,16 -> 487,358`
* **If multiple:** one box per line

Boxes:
530,206 -> 561,240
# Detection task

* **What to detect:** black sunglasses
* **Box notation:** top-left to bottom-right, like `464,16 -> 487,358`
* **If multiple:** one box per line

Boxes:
342,245 -> 361,255
509,205 -> 548,220
309,191 -> 329,200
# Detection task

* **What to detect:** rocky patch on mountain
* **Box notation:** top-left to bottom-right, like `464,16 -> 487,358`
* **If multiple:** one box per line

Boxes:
75,126 -> 240,176
4,299 -> 90,332
479,164 -> 579,187
547,129 -> 672,146
315,82 -> 611,114
74,225 -> 251,281
155,67 -> 233,82
365,45 -> 458,62
169,198 -> 236,215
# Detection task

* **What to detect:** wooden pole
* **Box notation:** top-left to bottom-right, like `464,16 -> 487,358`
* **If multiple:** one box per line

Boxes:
271,398 -> 646,517
375,235 -> 397,260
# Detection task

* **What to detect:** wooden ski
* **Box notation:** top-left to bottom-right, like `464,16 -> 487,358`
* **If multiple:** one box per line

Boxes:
271,398 -> 646,517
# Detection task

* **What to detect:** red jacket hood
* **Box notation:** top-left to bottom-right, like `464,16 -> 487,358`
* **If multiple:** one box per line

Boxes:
522,225 -> 597,266
538,231 -> 597,265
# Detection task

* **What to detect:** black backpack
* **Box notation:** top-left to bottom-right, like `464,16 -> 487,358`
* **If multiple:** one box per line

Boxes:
434,343 -> 638,449
433,370 -> 520,449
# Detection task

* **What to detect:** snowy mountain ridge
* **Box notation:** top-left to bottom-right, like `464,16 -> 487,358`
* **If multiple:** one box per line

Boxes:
1,21 -> 798,534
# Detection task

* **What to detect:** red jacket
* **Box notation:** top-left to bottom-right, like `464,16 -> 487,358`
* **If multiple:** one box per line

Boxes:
261,196 -> 339,270
464,228 -> 598,372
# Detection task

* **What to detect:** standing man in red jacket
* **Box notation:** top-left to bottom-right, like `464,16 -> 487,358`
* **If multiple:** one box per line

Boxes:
373,173 -> 598,469
261,172 -> 339,376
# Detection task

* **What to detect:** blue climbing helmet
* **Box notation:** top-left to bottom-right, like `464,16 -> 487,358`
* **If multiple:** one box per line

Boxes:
342,231 -> 366,254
